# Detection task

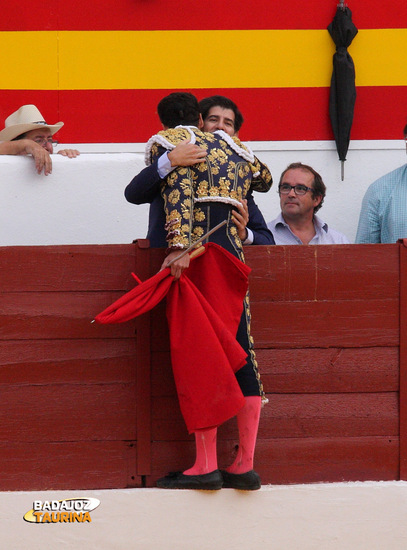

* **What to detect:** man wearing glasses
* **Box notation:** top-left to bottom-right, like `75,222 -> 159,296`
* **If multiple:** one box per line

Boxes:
0,104 -> 79,176
356,123 -> 407,243
268,162 -> 349,244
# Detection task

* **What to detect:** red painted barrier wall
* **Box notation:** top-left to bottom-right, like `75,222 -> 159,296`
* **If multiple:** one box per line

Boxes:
0,242 -> 405,490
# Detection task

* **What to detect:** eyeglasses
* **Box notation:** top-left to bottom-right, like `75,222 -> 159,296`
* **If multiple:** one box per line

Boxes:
278,183 -> 313,196
33,137 -> 58,147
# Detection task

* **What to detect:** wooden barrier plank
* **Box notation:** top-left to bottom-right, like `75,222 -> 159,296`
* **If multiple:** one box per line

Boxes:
0,441 -> 139,491
151,347 -> 399,396
251,299 -> 399,348
0,338 -> 136,384
246,244 -> 399,302
258,393 -> 399,438
0,384 -> 137,441
132,293 -> 397,353
311,245 -> 399,301
254,436 -> 399,484
0,291 -> 137,339
256,347 -> 399,393
0,244 -> 136,292
151,392 -> 398,441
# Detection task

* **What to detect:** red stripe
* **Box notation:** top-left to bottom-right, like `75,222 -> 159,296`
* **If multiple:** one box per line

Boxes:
0,88 -> 405,143
2,0 -> 406,30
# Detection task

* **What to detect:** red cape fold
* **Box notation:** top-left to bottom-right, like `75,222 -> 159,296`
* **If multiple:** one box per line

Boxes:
94,243 -> 251,432
94,265 -> 173,324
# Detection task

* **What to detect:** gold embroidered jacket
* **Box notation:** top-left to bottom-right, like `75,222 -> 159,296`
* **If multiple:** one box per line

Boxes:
145,126 -> 272,250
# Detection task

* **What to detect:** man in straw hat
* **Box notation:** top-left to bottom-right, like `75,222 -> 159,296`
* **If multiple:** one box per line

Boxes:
0,104 -> 79,175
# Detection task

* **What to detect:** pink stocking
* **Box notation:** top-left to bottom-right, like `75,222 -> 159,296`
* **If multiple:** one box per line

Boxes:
183,427 -> 218,475
226,396 -> 261,474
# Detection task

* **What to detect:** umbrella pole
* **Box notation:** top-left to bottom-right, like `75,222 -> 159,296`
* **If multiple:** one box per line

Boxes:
167,220 -> 227,266
341,161 -> 345,181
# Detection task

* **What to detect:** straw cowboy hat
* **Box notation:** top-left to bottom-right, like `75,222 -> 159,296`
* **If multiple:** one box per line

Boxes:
0,104 -> 64,141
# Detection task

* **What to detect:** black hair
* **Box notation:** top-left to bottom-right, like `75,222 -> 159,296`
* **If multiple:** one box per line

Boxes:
198,95 -> 244,132
157,92 -> 200,128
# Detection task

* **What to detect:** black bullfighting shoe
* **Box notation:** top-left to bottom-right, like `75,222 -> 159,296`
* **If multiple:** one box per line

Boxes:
156,470 -> 223,490
220,470 -> 261,490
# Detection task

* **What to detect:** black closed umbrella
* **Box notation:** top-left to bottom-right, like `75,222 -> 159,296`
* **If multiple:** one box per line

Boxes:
328,2 -> 358,180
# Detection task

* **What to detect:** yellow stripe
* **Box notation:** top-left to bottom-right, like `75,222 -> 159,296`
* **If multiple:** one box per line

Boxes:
1,32 -> 60,89
355,30 -> 407,86
1,29 -> 406,90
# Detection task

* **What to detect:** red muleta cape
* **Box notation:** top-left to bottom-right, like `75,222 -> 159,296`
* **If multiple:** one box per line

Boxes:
94,243 -> 251,432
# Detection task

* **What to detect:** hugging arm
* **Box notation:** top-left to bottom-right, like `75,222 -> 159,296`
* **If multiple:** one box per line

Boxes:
125,161 -> 163,205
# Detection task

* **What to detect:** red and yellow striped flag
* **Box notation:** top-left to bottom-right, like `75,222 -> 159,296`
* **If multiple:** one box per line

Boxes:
1,0 -> 406,142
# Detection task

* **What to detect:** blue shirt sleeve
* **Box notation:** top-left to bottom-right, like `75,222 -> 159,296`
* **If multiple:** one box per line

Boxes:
355,185 -> 382,243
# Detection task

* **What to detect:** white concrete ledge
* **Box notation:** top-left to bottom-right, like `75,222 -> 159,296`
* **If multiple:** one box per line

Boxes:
3,482 -> 407,549
1,141 -> 406,246
0,153 -> 147,246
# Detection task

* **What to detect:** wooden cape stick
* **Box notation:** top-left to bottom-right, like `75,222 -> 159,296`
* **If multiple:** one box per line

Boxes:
166,220 -> 227,266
